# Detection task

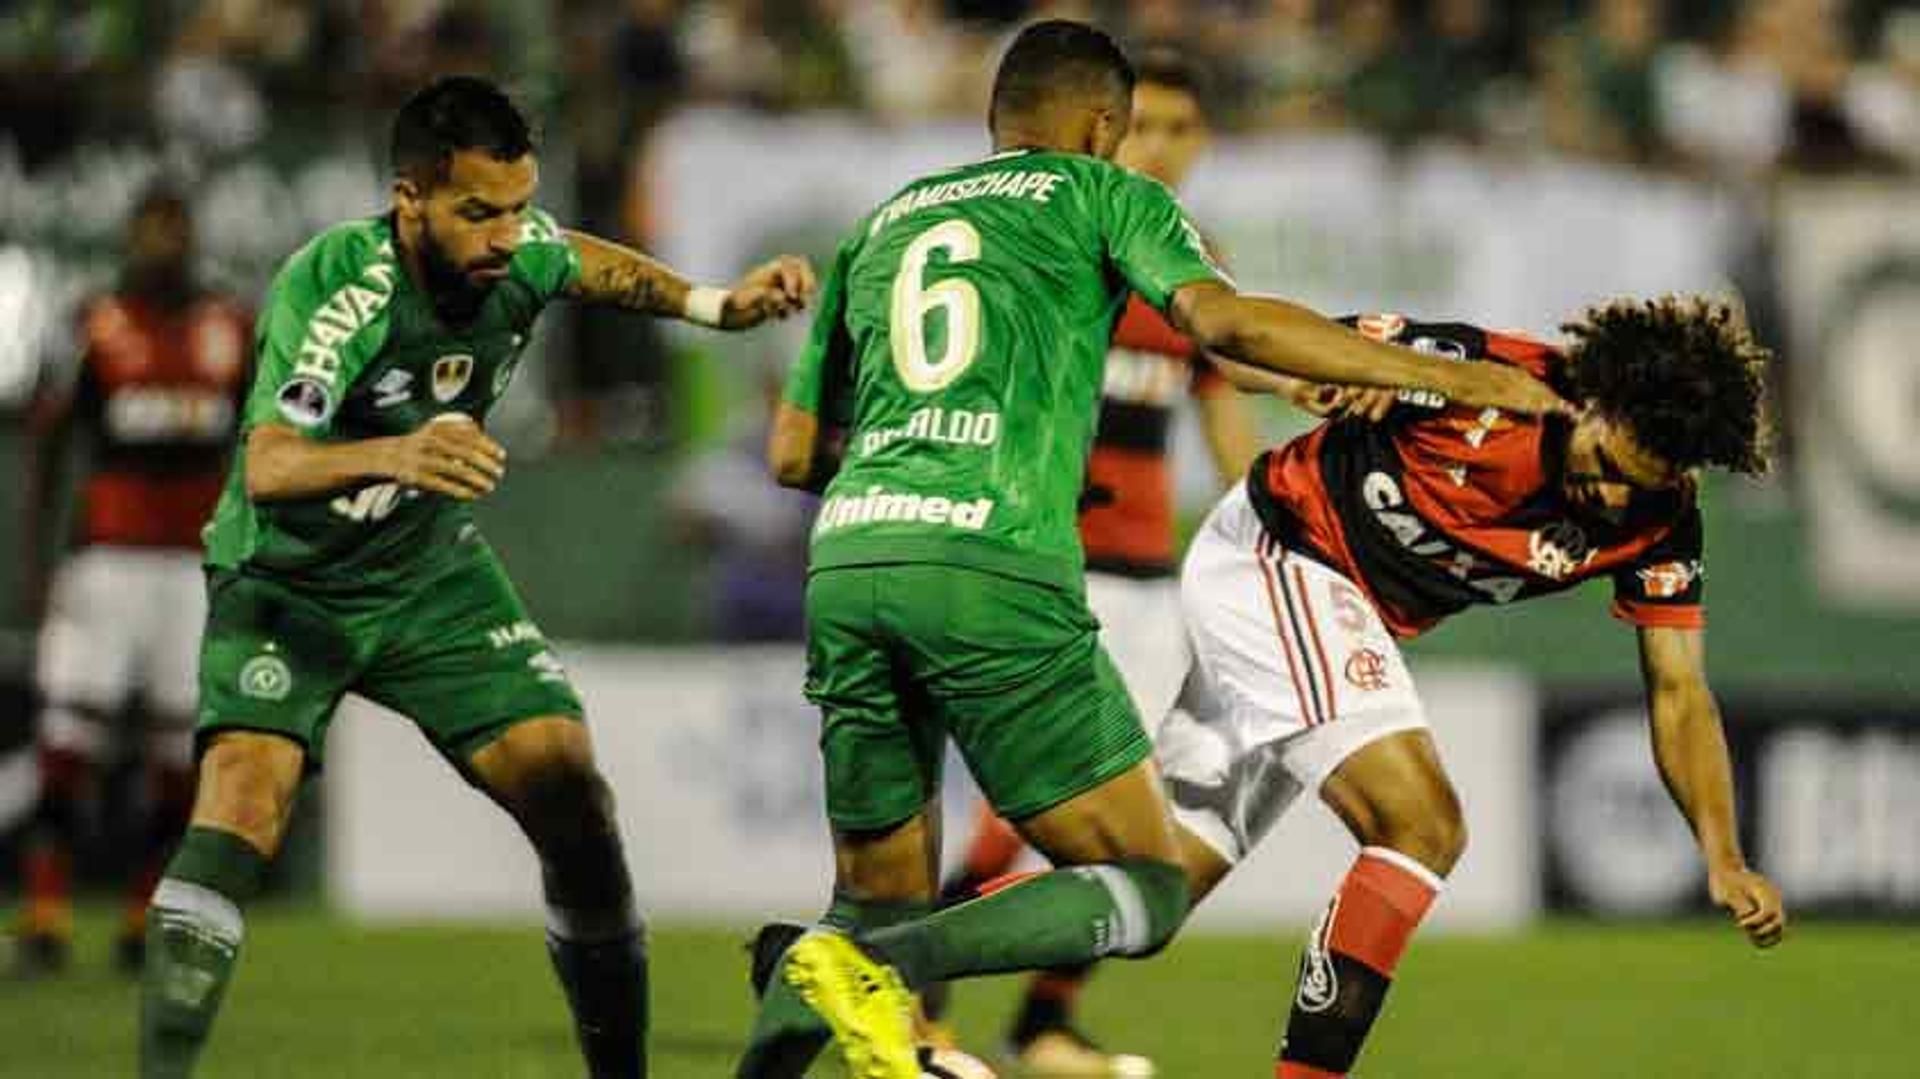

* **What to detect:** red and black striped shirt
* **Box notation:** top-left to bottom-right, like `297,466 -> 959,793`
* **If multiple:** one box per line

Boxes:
1248,315 -> 1705,639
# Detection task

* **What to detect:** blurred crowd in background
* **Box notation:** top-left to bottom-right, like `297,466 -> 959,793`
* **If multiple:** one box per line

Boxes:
2,0 -> 1917,643
5,1 -> 1917,174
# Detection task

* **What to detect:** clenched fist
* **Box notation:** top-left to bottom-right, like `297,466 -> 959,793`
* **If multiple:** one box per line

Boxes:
722,255 -> 818,329
381,413 -> 507,501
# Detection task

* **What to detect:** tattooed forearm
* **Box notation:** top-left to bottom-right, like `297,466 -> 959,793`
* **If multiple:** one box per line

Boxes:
585,261 -> 679,314
564,229 -> 690,316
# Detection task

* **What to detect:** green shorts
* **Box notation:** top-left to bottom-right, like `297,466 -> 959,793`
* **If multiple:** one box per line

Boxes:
196,545 -> 583,768
805,563 -> 1150,832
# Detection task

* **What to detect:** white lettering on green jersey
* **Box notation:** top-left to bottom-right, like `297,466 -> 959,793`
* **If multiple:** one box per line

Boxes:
203,209 -> 580,591
785,150 -> 1228,593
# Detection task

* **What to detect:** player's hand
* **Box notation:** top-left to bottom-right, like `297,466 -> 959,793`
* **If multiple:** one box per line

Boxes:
1449,362 -> 1575,417
382,414 -> 506,501
1340,387 -> 1400,422
722,255 -> 817,329
1290,383 -> 1398,422
1708,864 -> 1786,949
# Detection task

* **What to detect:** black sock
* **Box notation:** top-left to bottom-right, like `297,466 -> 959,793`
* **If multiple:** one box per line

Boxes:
1276,849 -> 1441,1078
547,928 -> 649,1079
527,768 -> 649,1079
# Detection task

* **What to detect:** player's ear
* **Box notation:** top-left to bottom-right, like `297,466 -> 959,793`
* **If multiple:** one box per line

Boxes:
1088,105 -> 1125,159
392,176 -> 425,222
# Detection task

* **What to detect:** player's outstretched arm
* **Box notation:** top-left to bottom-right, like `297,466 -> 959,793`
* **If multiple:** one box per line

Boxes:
1170,282 -> 1571,416
1637,625 -> 1786,949
245,416 -> 506,503
1206,354 -> 1400,422
563,230 -> 815,330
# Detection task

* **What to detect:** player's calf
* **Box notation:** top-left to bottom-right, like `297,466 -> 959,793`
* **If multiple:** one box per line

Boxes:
474,720 -> 648,1079
1277,731 -> 1462,1079
140,731 -> 300,1078
859,761 -> 1195,991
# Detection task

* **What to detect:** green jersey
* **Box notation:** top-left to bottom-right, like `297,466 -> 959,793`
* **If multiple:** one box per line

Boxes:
784,149 -> 1228,593
202,210 -> 580,591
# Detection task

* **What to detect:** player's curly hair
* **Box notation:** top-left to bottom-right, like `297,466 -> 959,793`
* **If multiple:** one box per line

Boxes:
1561,296 -> 1774,476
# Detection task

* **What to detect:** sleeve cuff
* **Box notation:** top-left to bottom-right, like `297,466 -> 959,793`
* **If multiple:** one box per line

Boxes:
1611,598 -> 1705,630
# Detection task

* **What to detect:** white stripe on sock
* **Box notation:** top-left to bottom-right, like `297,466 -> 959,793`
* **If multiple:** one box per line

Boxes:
1359,846 -> 1447,893
152,878 -> 245,946
1083,865 -> 1152,956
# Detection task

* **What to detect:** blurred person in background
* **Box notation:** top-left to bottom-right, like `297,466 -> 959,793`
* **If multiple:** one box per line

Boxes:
151,0 -> 317,159
841,0 -> 975,123
921,49 -> 1260,1078
683,0 -> 862,111
1328,0 -> 1436,148
12,183 -> 253,977
558,0 -> 691,448
1845,8 -> 1920,171
1540,0 -> 1666,162
1426,0 -> 1504,141
1757,0 -> 1898,173
1239,0 -> 1346,131
1654,2 -> 1794,175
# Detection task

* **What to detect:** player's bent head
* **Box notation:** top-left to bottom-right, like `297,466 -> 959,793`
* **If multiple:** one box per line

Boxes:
1118,46 -> 1211,187
1559,296 -> 1772,511
390,76 -> 540,292
989,19 -> 1135,159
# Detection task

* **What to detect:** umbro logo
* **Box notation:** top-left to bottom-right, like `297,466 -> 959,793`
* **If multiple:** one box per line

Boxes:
373,369 -> 413,408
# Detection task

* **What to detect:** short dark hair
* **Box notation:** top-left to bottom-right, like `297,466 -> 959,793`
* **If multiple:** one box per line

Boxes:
390,76 -> 534,187
1131,45 -> 1209,116
1561,296 -> 1773,475
990,20 -> 1135,134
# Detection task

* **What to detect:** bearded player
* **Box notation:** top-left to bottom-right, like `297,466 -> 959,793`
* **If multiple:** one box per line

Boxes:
137,76 -> 813,1079
743,21 -> 1566,1079
923,49 -> 1255,1076
14,185 -> 251,976
1165,300 -> 1787,1079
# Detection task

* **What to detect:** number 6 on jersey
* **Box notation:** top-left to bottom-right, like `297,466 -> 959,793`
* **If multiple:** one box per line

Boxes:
890,220 -> 982,393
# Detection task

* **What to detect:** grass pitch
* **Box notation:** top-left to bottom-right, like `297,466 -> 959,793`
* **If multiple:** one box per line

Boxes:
3,907 -> 1903,1077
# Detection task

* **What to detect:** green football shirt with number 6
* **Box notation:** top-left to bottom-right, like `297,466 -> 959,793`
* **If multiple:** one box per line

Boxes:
786,148 -> 1230,829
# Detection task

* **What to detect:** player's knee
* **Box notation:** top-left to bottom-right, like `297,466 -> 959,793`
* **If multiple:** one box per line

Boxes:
834,812 -> 942,903
518,763 -> 617,841
1379,800 -> 1467,877
1111,858 -> 1190,959
519,763 -> 634,914
196,740 -> 299,854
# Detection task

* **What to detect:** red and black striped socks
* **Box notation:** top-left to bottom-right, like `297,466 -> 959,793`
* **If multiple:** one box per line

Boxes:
1276,846 -> 1444,1079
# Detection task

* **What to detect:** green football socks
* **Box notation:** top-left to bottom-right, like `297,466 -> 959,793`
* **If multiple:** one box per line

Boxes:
139,826 -> 269,1078
736,893 -> 932,1079
863,859 -> 1190,988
